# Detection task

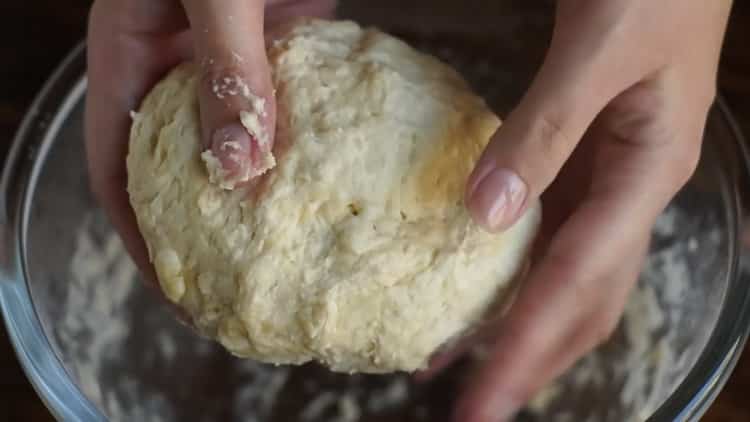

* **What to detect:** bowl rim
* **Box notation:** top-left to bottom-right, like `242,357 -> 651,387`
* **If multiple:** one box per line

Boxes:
1,42 -> 750,422
649,98 -> 750,421
0,42 -> 105,421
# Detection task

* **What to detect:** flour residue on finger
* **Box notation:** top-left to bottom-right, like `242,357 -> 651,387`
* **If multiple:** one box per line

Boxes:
240,104 -> 276,180
203,71 -> 276,190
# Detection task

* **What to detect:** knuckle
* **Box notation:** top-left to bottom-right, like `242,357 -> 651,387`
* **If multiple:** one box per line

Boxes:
697,83 -> 718,111
534,112 -> 575,158
668,141 -> 702,187
198,61 -> 271,113
544,250 -> 597,301
515,111 -> 577,188
542,251 -> 622,346
199,65 -> 247,102
661,88 -> 715,189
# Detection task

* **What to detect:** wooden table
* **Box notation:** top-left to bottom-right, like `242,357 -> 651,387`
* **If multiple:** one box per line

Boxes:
1,1 -> 749,420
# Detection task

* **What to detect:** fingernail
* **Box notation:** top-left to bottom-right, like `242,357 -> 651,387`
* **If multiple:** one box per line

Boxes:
454,395 -> 519,422
468,168 -> 527,232
210,123 -> 253,182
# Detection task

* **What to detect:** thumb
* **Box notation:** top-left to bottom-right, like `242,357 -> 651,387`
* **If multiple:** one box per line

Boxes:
465,16 -> 641,232
182,0 -> 275,189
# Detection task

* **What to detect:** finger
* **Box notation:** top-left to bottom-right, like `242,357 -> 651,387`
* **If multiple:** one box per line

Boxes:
181,0 -> 276,189
454,127 -> 699,422
414,331 -> 481,382
464,4 -> 657,233
455,233 -> 650,422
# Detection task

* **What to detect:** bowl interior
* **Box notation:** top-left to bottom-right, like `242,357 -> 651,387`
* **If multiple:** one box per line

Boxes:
14,1 -> 745,421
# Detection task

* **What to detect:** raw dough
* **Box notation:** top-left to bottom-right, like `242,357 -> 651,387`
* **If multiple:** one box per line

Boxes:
127,19 -> 540,373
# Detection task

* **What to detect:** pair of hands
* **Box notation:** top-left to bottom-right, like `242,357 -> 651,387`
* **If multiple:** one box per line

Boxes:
86,0 -> 732,420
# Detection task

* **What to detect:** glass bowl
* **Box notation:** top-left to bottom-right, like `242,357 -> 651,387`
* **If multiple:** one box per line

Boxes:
3,2 -> 750,421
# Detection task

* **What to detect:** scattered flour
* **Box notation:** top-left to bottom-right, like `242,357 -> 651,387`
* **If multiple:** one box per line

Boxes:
60,216 -> 173,421
53,199 -> 721,422
526,206 -> 723,421
301,392 -> 339,421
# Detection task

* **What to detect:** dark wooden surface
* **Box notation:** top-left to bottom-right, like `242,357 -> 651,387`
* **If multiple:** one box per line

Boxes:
1,2 -> 750,420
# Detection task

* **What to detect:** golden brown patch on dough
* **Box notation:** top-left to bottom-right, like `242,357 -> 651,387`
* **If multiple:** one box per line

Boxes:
413,113 -> 500,208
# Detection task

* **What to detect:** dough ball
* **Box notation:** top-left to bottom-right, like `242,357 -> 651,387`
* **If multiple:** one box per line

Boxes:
127,19 -> 541,373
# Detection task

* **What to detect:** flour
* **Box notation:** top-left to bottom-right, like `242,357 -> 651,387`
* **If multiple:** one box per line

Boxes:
301,392 -> 339,421
60,215 -> 173,421
53,200 -> 714,422
366,378 -> 409,412
211,75 -> 252,100
525,204 -> 722,421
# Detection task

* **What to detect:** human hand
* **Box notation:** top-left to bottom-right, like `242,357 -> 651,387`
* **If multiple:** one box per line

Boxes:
85,0 -> 334,282
426,1 -> 733,420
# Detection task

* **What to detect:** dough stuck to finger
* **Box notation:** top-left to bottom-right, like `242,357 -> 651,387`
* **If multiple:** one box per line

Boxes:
127,19 -> 541,373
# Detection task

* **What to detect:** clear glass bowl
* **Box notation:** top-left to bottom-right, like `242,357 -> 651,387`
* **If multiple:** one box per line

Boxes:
3,2 -> 750,421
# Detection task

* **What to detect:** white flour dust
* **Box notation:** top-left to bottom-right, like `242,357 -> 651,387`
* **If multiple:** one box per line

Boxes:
59,217 -> 173,421
526,206 -> 722,421
54,204 -> 719,421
